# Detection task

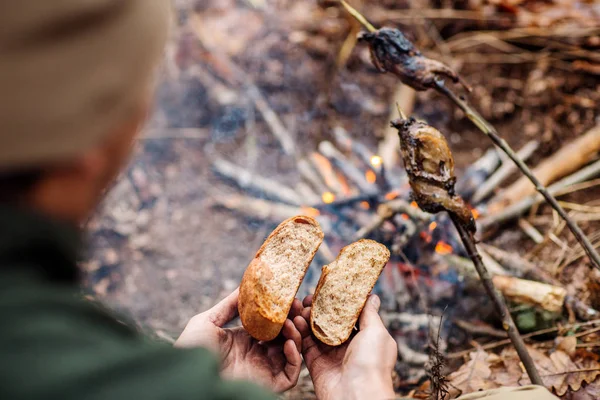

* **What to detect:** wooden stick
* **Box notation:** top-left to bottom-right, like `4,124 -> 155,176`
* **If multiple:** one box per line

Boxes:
492,275 -> 566,313
479,159 -> 600,230
488,125 -> 600,212
309,152 -> 348,196
318,141 -> 379,195
297,158 -> 330,196
471,140 -> 539,204
455,147 -> 501,200
436,80 -> 600,271
212,159 -> 302,206
451,214 -> 543,385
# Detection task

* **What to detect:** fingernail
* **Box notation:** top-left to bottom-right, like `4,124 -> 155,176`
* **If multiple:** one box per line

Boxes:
370,294 -> 380,309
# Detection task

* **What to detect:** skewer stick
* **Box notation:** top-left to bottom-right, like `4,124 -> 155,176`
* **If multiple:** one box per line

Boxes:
339,0 -> 377,33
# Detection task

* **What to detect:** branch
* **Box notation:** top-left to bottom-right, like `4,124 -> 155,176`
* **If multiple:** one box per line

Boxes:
451,214 -> 543,385
434,79 -> 600,271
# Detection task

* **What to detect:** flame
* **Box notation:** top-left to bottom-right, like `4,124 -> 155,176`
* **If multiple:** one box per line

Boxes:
384,190 -> 400,200
435,241 -> 453,255
471,208 -> 480,220
311,153 -> 337,189
429,221 -> 438,231
322,191 -> 336,204
365,170 -> 377,184
360,201 -> 370,210
400,213 -> 409,220
370,155 -> 383,168
410,201 -> 419,208
301,207 -> 321,218
336,171 -> 352,195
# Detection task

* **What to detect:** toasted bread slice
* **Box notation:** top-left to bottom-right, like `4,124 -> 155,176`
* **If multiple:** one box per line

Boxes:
310,239 -> 390,346
239,216 -> 324,341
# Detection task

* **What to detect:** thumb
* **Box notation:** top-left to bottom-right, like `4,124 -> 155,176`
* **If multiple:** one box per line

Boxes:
358,294 -> 384,331
204,288 -> 240,327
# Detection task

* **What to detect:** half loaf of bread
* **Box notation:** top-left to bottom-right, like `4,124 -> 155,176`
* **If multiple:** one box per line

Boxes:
239,216 -> 324,341
310,239 -> 390,346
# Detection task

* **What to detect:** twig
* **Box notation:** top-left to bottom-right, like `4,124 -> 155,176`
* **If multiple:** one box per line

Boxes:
435,79 -> 600,271
339,0 -> 376,33
449,319 -> 600,359
451,214 -> 542,385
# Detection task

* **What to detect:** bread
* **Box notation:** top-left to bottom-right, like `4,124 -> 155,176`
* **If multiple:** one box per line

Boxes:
239,216 -> 324,341
310,239 -> 390,346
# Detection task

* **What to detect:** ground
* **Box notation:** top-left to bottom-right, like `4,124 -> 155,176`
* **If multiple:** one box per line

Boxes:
84,0 -> 600,398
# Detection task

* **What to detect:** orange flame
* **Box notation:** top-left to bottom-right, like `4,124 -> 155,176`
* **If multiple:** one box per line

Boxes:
322,192 -> 336,204
429,221 -> 438,231
385,190 -> 400,201
471,208 -> 480,220
360,201 -> 370,210
400,213 -> 409,220
365,170 -> 377,184
410,201 -> 419,208
435,241 -> 453,255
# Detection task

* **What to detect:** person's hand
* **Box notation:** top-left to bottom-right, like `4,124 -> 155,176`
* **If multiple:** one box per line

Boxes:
294,294 -> 398,400
174,288 -> 303,393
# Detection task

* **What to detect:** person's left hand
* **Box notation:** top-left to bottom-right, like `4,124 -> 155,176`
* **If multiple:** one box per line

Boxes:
174,288 -> 303,393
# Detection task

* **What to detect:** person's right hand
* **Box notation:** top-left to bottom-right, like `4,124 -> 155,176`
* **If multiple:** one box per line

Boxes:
293,294 -> 398,400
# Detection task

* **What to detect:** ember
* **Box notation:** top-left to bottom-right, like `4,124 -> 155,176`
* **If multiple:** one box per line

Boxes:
435,241 -> 453,255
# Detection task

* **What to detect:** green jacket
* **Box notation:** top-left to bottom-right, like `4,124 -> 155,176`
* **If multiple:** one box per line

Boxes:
0,206 -> 276,400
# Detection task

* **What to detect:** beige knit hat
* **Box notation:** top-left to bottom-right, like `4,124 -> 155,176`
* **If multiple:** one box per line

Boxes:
0,0 -> 171,170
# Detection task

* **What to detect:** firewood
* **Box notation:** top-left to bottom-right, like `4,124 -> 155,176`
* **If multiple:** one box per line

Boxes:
455,147 -> 502,201
212,159 -> 302,206
492,275 -> 566,313
471,140 -> 539,204
318,141 -> 378,195
297,158 -> 330,196
479,159 -> 600,230
488,124 -> 600,214
309,152 -> 348,196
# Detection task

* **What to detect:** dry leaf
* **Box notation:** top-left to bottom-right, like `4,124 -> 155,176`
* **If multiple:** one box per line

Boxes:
450,345 -> 600,398
447,348 -> 501,397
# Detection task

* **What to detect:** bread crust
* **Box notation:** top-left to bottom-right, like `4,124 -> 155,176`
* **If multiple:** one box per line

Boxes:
310,239 -> 390,346
239,216 -> 324,341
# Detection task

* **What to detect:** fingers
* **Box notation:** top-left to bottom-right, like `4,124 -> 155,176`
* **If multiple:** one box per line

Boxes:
302,294 -> 313,307
293,315 -> 311,338
282,339 -> 302,387
282,319 -> 302,353
205,288 -> 240,327
301,305 -> 311,321
289,298 -> 303,320
358,294 -> 384,331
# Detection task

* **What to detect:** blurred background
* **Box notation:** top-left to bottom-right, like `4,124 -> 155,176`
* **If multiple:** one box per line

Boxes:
83,0 -> 600,397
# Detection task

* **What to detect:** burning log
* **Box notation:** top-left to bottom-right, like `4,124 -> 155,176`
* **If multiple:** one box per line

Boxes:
471,140 -> 540,204
488,125 -> 600,213
392,114 -> 543,385
211,193 -> 321,226
339,0 -> 600,270
318,141 -> 379,195
297,158 -> 330,196
212,159 -> 303,206
333,126 -> 377,171
309,152 -> 349,197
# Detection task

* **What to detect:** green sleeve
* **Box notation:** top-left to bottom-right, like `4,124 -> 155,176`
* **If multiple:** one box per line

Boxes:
0,282 -> 277,400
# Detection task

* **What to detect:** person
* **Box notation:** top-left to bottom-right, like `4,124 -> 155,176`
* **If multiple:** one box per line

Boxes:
0,1 -> 557,399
